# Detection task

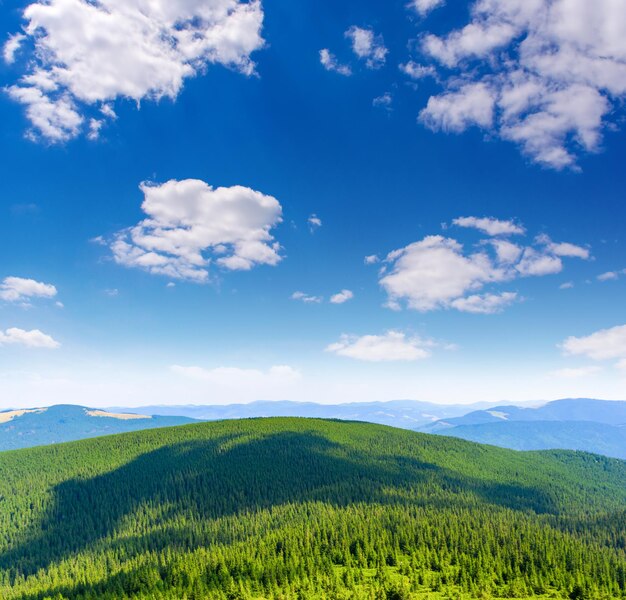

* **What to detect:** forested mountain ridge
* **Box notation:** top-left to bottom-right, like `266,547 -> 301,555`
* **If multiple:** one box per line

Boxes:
0,418 -> 625,599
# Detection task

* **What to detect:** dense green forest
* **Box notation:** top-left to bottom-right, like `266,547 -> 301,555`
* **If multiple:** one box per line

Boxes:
0,418 -> 625,600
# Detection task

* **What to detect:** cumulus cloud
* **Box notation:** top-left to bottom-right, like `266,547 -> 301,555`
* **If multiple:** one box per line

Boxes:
373,92 -> 393,111
326,331 -> 431,362
409,0 -> 446,17
399,61 -> 437,80
380,236 -> 504,312
330,290 -> 354,304
345,26 -> 388,69
597,269 -> 626,282
514,247 -> 563,277
0,277 -> 57,304
561,325 -> 626,368
0,328 -> 60,349
416,0 -> 626,169
319,49 -> 351,76
420,82 -> 495,132
378,220 -> 589,313
453,216 -> 525,236
449,292 -> 517,314
291,291 -> 322,304
489,240 -> 523,264
598,271 -> 619,282
107,179 -> 283,282
6,0 -> 265,141
536,233 -> 590,259
3,33 -> 26,64
364,255 -> 380,265
308,214 -> 322,232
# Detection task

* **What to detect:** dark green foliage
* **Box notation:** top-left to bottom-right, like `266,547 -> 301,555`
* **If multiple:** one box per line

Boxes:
0,417 -> 625,599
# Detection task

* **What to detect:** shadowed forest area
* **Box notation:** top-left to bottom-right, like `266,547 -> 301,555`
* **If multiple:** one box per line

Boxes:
0,418 -> 625,599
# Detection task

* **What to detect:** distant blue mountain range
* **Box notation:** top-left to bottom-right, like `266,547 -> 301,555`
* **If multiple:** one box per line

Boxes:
418,398 -> 626,460
0,404 -> 195,451
1,398 -> 624,459
107,399 -> 487,429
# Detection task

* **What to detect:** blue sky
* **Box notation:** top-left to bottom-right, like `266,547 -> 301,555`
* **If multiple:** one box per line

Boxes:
0,0 -> 625,407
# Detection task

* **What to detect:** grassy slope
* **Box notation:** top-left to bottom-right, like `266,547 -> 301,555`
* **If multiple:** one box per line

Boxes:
0,418 -> 625,599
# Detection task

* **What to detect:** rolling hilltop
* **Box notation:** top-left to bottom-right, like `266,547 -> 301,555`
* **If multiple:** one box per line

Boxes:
0,418 -> 625,599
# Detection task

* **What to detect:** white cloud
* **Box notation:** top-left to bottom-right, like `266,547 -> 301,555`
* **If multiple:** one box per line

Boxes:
378,222 -> 589,313
171,364 -> 301,387
417,0 -> 626,169
420,82 -> 496,132
319,49 -> 351,76
308,214 -> 322,232
549,365 -> 602,379
559,281 -> 574,289
90,235 -> 107,246
0,328 -> 60,349
490,240 -> 523,264
379,235 -> 506,311
409,0 -> 446,17
453,216 -> 525,236
399,61 -> 437,80
549,242 -> 590,259
7,87 -> 83,142
373,92 -> 393,111
87,118 -> 104,141
0,277 -> 57,303
326,331 -> 431,362
598,271 -> 619,282
598,269 -> 626,282
3,33 -> 26,64
515,248 -> 563,276
536,233 -> 590,259
345,26 -> 388,69
450,292 -> 517,314
104,288 -> 119,297
330,289 -> 354,304
561,325 -> 626,365
6,0 -> 265,141
291,291 -> 322,304
364,255 -> 380,265
108,179 -> 283,282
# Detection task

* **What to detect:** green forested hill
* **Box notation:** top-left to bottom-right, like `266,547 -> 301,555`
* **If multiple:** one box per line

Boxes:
0,418 -> 624,600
